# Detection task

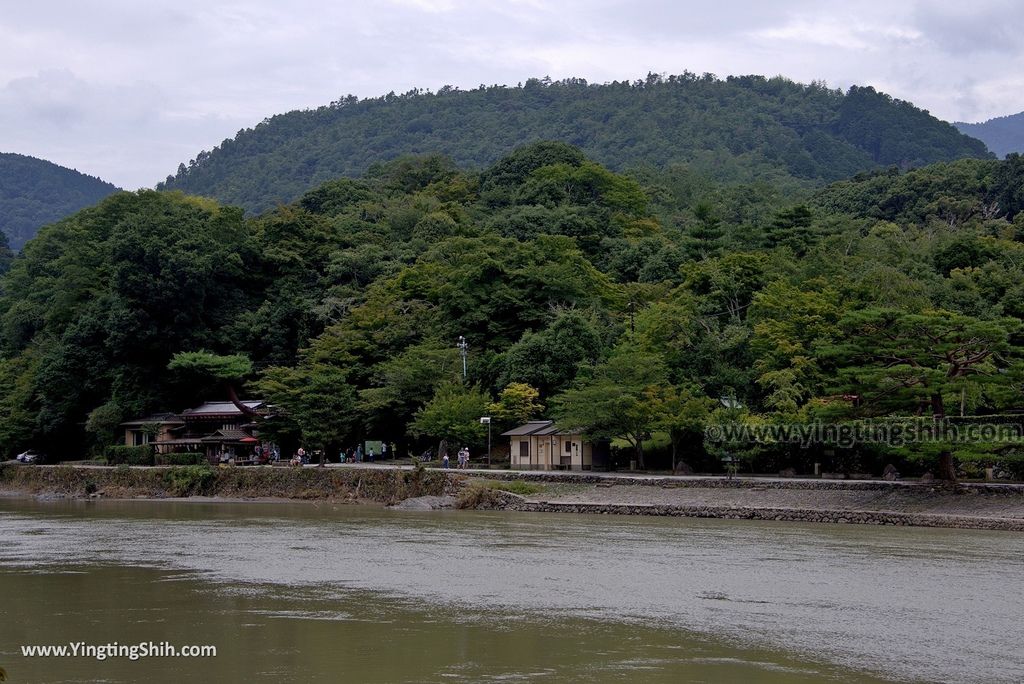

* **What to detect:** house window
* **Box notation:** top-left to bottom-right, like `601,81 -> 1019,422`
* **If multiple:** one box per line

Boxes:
565,442 -> 572,453
132,431 -> 148,446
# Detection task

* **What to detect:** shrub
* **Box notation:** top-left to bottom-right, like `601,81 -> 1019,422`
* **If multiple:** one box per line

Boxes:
162,465 -> 217,497
157,452 -> 206,466
104,445 -> 155,466
455,483 -> 504,509
455,479 -> 541,508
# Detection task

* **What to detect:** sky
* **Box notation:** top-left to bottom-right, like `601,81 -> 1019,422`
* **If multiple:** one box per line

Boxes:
2,0 -> 1023,189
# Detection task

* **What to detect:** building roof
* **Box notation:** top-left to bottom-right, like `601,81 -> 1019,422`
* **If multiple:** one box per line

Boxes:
181,400 -> 266,418
121,413 -> 185,427
501,420 -> 580,437
200,429 -> 252,443
501,420 -> 553,436
533,424 -> 564,436
153,438 -> 205,446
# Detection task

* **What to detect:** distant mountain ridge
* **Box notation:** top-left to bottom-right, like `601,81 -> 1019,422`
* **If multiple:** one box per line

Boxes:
0,153 -> 119,249
159,73 -> 992,214
955,112 -> 1024,158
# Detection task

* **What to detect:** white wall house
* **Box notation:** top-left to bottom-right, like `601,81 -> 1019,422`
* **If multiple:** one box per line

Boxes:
502,420 -> 595,471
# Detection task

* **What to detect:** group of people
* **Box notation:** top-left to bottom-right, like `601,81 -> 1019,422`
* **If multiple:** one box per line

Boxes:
441,446 -> 472,469
337,442 -> 391,463
220,443 -> 282,465
253,444 -> 281,463
266,441 -> 480,468
277,443 -> 396,466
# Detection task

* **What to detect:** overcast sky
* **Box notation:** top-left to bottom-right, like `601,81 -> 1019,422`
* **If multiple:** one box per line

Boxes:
2,0 -> 1022,189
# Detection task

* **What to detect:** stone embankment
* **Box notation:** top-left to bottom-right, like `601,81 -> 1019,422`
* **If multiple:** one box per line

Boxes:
0,462 -> 452,504
498,498 -> 1024,531
4,462 -> 1023,530
469,473 -> 1024,531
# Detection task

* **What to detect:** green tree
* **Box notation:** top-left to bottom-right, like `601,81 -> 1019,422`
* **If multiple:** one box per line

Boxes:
259,363 -> 358,451
498,310 -> 605,396
551,349 -> 669,469
650,384 -> 715,472
819,308 -> 1023,480
84,401 -> 127,453
409,383 -> 490,447
487,383 -> 544,429
0,351 -> 39,456
168,351 -> 255,415
749,281 -> 840,414
359,342 -> 462,440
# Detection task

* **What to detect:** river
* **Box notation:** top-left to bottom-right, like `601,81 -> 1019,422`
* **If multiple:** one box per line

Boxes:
0,497 -> 1021,683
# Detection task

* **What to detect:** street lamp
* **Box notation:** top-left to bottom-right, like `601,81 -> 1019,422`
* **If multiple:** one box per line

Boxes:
457,335 -> 468,381
480,416 -> 491,467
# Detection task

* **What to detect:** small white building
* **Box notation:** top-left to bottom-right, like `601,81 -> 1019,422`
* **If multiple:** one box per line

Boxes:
502,420 -> 601,471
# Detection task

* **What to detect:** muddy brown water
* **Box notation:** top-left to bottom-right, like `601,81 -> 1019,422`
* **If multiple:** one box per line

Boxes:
0,497 -> 1021,683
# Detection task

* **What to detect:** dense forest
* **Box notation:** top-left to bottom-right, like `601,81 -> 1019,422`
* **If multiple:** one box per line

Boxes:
956,111 -> 1024,158
4,142 -> 1024,479
159,74 -> 991,214
0,153 -> 119,250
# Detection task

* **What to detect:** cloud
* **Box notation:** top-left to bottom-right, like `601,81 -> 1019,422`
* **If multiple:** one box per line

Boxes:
0,69 -> 246,189
0,1 -> 1022,188
911,0 -> 1022,56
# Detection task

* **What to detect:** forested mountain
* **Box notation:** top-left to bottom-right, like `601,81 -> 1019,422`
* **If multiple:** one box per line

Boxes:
0,153 -> 119,250
159,74 -> 991,213
955,112 -> 1024,158
4,143 -> 1024,480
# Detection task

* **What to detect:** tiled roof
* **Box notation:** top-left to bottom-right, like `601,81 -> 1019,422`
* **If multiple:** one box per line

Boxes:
182,401 -> 266,417
200,429 -> 251,442
500,420 -> 553,436
532,424 -> 563,436
120,413 -> 185,427
501,421 -> 580,437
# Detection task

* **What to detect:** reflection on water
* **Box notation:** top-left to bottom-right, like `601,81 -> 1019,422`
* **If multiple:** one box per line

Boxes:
0,497 -> 1021,683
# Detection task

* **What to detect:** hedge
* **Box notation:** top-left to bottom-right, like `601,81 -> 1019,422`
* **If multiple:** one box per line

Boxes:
156,452 -> 206,466
104,444 -> 155,466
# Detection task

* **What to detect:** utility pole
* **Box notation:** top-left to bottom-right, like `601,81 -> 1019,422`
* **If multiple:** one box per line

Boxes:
457,335 -> 468,381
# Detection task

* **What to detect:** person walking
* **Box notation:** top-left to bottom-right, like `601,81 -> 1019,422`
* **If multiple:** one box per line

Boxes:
368,448 -> 375,463
442,452 -> 450,469
355,444 -> 363,463
381,442 -> 388,460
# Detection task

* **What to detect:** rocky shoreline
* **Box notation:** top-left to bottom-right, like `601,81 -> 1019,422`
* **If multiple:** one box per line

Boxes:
3,463 -> 1023,531
471,473 -> 1024,531
497,498 -> 1024,531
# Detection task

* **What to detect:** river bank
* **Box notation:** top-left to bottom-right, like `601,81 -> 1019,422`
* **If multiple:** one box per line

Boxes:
2,462 -> 1023,530
0,462 -> 452,504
